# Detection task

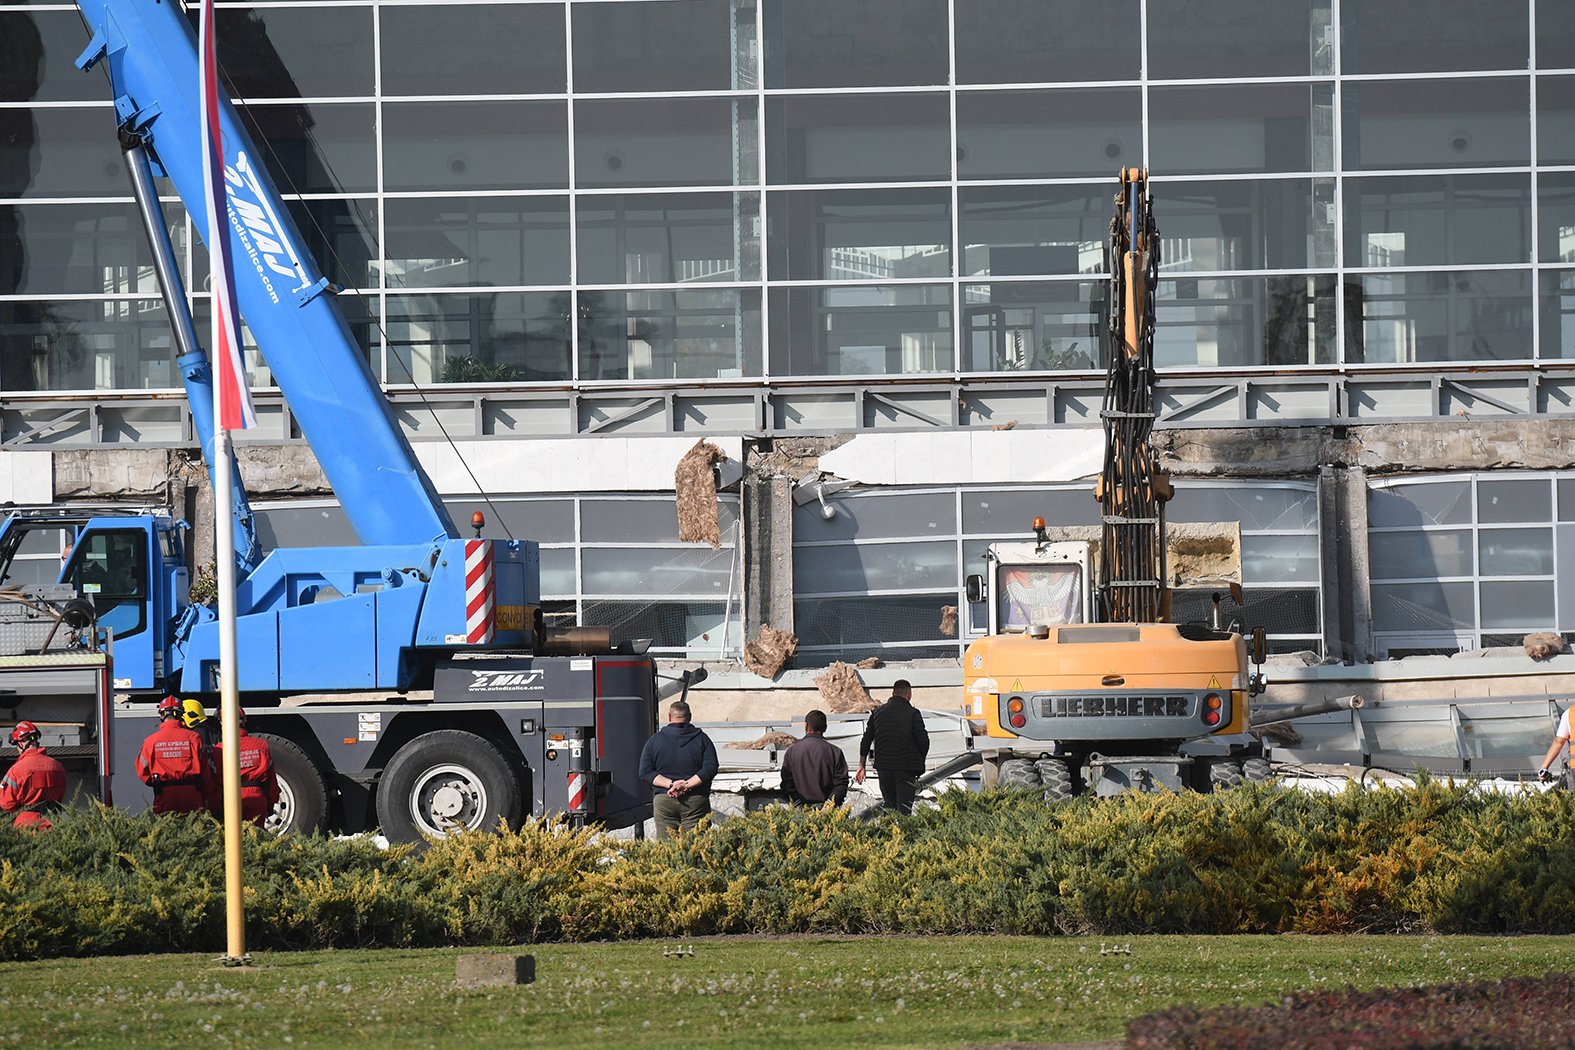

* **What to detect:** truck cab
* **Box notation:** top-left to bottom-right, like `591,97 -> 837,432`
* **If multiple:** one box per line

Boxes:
966,529 -> 1092,636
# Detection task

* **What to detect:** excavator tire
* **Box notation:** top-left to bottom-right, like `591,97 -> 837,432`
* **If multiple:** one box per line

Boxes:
999,758 -> 1040,790
1035,757 -> 1074,802
1206,757 -> 1243,791
256,733 -> 329,836
377,730 -> 523,843
1241,756 -> 1273,783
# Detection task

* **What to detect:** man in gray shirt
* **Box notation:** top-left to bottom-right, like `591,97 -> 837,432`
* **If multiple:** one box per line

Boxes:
780,709 -> 848,806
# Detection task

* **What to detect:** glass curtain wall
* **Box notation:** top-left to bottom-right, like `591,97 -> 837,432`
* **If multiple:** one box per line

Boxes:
1,0 -> 1570,393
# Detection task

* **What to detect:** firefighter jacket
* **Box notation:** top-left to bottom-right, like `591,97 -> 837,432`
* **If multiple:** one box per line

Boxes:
135,720 -> 215,814
212,728 -> 279,826
0,747 -> 67,830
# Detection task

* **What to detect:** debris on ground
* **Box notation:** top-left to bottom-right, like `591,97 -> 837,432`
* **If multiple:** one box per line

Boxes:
990,419 -> 1019,431
727,731 -> 800,750
1524,631 -> 1567,660
675,439 -> 727,548
743,625 -> 798,679
938,605 -> 958,637
816,662 -> 878,713
855,656 -> 883,669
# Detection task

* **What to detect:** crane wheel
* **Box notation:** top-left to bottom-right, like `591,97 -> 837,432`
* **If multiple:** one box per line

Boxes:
1205,756 -> 1243,791
377,730 -> 522,843
256,733 -> 329,836
999,758 -> 1040,790
1034,757 -> 1074,802
1241,756 -> 1272,783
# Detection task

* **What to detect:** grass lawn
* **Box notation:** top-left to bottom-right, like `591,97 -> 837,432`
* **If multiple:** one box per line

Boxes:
1,935 -> 1570,1049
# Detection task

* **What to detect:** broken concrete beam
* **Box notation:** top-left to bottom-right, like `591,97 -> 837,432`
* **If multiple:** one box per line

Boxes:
456,954 -> 535,988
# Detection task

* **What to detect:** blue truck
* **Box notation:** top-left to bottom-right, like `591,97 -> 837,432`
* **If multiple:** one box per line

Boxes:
0,0 -> 683,840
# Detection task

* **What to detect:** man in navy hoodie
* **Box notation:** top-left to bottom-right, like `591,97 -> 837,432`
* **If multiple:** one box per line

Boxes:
638,699 -> 720,839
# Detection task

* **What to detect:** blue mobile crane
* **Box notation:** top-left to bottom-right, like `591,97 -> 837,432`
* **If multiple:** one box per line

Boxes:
0,0 -> 688,840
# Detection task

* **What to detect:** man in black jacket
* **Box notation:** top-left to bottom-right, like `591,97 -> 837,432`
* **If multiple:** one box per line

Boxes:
855,679 -> 929,814
637,699 -> 720,838
780,709 -> 848,806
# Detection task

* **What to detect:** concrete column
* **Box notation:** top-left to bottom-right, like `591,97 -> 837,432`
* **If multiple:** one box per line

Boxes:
1318,463 -> 1372,663
744,475 -> 794,639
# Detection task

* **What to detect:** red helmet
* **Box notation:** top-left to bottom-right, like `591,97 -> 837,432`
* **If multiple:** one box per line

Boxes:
157,696 -> 182,719
9,721 -> 40,747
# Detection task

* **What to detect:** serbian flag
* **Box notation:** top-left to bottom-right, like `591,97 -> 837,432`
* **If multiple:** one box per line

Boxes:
198,0 -> 257,431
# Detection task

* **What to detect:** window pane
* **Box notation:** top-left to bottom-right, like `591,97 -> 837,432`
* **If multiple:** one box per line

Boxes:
1481,581 -> 1555,629
193,295 -> 368,387
1344,79 -> 1530,171
1369,529 -> 1474,579
1149,0 -> 1330,79
582,598 -> 737,651
386,292 -> 571,384
795,491 -> 955,541
537,547 -> 576,596
0,299 -> 172,392
574,0 -> 752,92
957,89 -> 1141,181
793,540 -> 958,594
1479,527 -> 1554,576
1344,174 -> 1531,268
1241,533 -> 1320,583
960,184 -> 1110,277
576,97 -> 756,189
794,594 -> 956,647
445,498 -> 576,543
580,288 -> 762,381
1539,173 -> 1575,263
1539,0 -> 1575,70
1346,270 -> 1533,364
961,282 -> 1108,372
1342,0 -> 1529,74
1371,581 -> 1477,631
2,11 -> 111,103
383,4 -> 565,95
283,199 -> 378,292
1155,275 -> 1337,368
956,0 -> 1139,84
583,546 -> 736,596
1541,270 -> 1575,360
1149,83 -> 1333,175
582,498 -> 739,544
764,0 -> 947,89
1477,478 -> 1551,523
383,101 -> 568,192
1540,77 -> 1575,166
383,197 -> 570,289
768,284 -> 952,376
1169,484 -> 1319,531
0,202 -> 180,297
0,108 -> 128,199
1158,178 -> 1336,271
768,189 -> 949,282
236,102 -> 377,194
1369,482 -> 1473,528
254,504 -> 358,548
767,93 -> 949,185
962,488 -> 1099,533
578,192 -> 759,285
206,6 -> 373,99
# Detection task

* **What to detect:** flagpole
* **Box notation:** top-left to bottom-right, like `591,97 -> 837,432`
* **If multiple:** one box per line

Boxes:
215,420 -> 247,964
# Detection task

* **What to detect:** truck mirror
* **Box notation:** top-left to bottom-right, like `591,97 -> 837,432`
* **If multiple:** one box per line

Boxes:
965,574 -> 984,604
1251,626 -> 1267,665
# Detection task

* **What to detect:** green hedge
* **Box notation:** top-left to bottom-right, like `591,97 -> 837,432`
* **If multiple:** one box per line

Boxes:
3,781 -> 1574,959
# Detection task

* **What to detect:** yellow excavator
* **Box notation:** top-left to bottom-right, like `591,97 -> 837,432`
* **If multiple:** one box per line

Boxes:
962,169 -> 1269,798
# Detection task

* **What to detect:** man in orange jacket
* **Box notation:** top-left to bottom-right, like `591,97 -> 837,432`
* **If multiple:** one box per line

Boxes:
136,696 -> 215,815
212,709 -> 279,826
0,721 -> 67,830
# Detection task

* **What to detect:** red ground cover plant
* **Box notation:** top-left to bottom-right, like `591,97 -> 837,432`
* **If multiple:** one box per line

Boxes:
1128,973 -> 1574,1049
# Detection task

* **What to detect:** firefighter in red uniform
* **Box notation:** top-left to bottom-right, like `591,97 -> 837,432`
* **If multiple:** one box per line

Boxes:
135,696 -> 215,815
0,721 -> 67,831
211,709 -> 279,826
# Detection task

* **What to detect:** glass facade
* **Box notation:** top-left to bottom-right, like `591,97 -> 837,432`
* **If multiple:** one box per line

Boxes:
1,0 -> 1569,394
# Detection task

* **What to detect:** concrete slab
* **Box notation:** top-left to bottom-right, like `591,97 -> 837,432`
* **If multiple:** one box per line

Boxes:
456,954 -> 535,988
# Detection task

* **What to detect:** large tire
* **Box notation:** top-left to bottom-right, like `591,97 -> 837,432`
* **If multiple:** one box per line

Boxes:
376,730 -> 522,842
1241,756 -> 1272,784
999,758 -> 1040,790
256,733 -> 329,836
1206,756 -> 1243,791
1035,757 -> 1074,802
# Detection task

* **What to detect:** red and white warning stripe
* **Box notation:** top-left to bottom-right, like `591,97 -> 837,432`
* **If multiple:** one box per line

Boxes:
566,772 -> 588,813
464,540 -> 495,645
